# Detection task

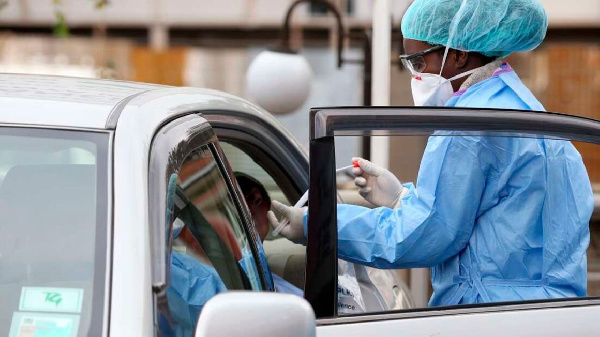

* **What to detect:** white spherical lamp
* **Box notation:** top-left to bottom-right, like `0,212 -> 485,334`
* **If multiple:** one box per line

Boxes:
246,49 -> 313,115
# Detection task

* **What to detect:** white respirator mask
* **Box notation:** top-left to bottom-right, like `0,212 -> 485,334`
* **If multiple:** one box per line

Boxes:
407,48 -> 477,107
410,71 -> 472,106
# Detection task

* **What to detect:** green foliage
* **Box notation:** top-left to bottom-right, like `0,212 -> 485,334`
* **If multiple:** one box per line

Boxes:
0,0 -> 108,37
51,0 -> 68,37
94,0 -> 109,9
53,10 -> 69,37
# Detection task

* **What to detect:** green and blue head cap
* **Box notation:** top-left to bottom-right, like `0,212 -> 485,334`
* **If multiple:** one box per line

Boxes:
401,0 -> 548,58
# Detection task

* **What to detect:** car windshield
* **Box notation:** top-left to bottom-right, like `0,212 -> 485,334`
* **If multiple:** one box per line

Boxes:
0,127 -> 109,337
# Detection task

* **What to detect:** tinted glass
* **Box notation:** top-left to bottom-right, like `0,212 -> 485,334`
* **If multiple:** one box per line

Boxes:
220,141 -> 299,292
0,128 -> 108,337
220,142 -> 286,205
162,144 -> 262,336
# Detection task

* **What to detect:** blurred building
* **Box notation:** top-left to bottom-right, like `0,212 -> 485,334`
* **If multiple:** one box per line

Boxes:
0,0 -> 597,133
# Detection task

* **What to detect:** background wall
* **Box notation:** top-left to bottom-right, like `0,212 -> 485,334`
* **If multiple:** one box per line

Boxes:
0,0 -> 598,27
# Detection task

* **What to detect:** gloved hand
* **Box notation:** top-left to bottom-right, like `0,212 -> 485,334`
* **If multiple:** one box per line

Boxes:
352,157 -> 408,209
267,200 -> 307,245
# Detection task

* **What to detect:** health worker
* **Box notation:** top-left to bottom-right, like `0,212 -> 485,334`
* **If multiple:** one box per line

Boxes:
268,0 -> 594,306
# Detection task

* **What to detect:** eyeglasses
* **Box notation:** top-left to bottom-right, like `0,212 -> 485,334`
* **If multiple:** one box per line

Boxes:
399,45 -> 445,73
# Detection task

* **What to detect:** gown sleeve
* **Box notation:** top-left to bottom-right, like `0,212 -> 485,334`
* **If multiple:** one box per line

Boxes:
334,133 -> 490,269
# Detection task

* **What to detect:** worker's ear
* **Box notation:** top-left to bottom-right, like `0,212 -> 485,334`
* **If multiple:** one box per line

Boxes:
454,50 -> 469,69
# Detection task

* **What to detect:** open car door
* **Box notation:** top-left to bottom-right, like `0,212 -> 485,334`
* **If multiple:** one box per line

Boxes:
307,107 -> 600,336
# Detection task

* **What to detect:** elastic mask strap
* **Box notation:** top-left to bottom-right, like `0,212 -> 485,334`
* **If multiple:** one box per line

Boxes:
438,0 -> 470,81
439,47 -> 451,79
447,67 -> 478,82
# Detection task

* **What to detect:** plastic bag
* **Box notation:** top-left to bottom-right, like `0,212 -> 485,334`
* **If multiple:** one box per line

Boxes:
337,259 -> 367,314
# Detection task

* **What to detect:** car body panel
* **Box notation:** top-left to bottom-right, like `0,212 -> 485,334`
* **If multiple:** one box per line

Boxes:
316,302 -> 600,336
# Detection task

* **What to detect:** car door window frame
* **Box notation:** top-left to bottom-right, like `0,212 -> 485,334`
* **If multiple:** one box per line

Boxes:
211,140 -> 270,288
307,106 -> 600,320
148,113 -> 269,318
203,109 -> 309,198
218,138 -> 305,204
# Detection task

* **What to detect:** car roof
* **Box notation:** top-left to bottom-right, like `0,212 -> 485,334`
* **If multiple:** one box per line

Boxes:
0,73 -> 295,142
0,73 -> 166,129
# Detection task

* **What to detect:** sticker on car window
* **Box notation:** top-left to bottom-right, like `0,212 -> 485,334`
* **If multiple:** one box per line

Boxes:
19,287 -> 83,313
9,312 -> 80,337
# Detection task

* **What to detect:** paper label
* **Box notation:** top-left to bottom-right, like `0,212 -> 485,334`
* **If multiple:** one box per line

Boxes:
19,287 -> 83,313
9,312 -> 80,337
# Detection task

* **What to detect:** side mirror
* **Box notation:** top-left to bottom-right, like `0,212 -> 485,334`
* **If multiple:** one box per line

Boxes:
195,292 -> 316,337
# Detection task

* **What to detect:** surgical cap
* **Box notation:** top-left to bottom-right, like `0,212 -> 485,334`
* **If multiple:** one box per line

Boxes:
401,0 -> 548,58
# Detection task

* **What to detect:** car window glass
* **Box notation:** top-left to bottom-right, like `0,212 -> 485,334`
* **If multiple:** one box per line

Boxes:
314,135 -> 414,314
161,144 -> 262,336
220,142 -> 289,206
219,141 -> 303,292
0,128 -> 108,337
331,131 -> 598,315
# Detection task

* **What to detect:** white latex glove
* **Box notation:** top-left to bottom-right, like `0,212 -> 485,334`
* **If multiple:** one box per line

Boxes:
267,200 -> 307,245
352,157 -> 408,209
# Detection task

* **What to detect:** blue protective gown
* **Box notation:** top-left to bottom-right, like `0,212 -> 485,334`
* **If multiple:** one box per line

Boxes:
273,273 -> 304,296
163,252 -> 227,337
310,63 -> 594,306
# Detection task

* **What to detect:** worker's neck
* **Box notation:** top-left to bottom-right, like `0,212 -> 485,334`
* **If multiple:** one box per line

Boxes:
452,58 -> 500,92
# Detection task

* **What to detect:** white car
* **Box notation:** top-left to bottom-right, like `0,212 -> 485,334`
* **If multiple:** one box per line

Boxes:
0,73 -> 410,337
1,74 -> 599,337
